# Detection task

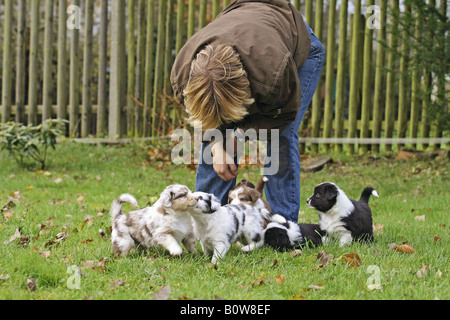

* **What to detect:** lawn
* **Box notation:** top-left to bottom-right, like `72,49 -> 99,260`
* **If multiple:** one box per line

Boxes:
0,141 -> 448,300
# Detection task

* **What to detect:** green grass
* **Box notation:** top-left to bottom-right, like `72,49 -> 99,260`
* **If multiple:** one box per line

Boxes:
0,142 -> 448,300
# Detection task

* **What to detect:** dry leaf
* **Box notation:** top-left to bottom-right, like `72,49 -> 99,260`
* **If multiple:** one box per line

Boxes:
433,235 -> 441,243
394,243 -> 416,254
250,277 -> 265,287
27,278 -> 36,292
151,286 -> 171,300
436,269 -> 442,278
373,223 -> 384,234
80,239 -> 93,245
415,215 -> 426,221
110,279 -> 126,290
308,285 -> 324,290
290,249 -> 303,258
317,250 -> 334,265
0,274 -> 10,280
275,274 -> 286,285
8,228 -> 21,243
344,253 -> 362,269
33,247 -> 51,258
270,259 -> 278,267
416,264 -> 428,278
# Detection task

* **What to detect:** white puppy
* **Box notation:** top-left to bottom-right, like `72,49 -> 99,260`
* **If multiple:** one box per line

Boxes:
110,185 -> 198,256
189,192 -> 274,264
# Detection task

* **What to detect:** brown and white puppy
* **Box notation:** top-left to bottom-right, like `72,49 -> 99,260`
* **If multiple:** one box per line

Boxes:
110,185 -> 198,256
228,177 -> 271,212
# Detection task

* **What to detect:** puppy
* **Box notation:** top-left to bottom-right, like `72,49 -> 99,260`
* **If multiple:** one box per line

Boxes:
307,182 -> 379,246
110,185 -> 198,256
263,221 -> 324,251
228,177 -> 271,212
189,191 -> 274,264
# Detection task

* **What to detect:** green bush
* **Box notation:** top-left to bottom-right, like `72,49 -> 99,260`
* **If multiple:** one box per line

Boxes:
0,119 -> 68,170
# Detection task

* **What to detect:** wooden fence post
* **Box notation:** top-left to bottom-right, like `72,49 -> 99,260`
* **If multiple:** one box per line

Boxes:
384,0 -> 399,152
57,0 -> 68,122
212,0 -> 221,20
127,0 -> 136,137
15,0 -> 27,124
143,0 -> 155,137
69,0 -> 80,137
409,11 -> 421,147
42,0 -> 54,121
347,0 -> 362,154
97,0 -> 108,138
188,0 -> 196,39
81,0 -> 94,138
28,0 -> 40,125
310,0 -> 323,153
334,0 -> 348,153
152,0 -> 167,136
109,0 -> 126,138
199,0 -> 207,29
2,0 -> 13,123
134,0 -> 146,137
163,0 -> 175,133
323,0 -> 337,152
372,0 -> 387,153
397,3 -> 411,149
176,0 -> 186,54
359,0 -> 374,155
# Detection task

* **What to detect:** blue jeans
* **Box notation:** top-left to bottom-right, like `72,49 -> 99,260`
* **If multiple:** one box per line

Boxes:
195,22 -> 325,222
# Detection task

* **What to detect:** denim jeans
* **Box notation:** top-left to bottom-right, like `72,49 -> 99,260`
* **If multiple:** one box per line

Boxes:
195,22 -> 325,222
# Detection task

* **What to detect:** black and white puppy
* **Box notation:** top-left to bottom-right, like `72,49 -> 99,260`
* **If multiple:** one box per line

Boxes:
264,219 -> 324,251
307,182 -> 379,246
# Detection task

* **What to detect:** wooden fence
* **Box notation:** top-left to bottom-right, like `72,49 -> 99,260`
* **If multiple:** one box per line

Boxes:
0,0 -> 448,153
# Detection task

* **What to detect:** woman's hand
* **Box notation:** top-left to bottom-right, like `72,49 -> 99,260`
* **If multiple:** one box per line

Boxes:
211,135 -> 238,181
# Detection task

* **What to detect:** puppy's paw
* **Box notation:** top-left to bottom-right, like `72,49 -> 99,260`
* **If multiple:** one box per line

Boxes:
169,245 -> 183,256
241,243 -> 256,252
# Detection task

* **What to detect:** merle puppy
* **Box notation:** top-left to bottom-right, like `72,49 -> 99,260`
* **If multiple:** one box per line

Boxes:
307,182 -> 379,246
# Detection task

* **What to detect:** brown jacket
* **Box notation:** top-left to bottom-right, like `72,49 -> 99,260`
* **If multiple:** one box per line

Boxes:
171,0 -> 311,135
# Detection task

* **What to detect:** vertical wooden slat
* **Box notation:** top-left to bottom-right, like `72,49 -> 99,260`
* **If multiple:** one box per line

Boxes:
127,0 -> 136,137
310,0 -> 323,153
109,0 -> 126,138
143,0 -> 155,137
69,0 -> 80,137
397,3 -> 411,149
305,0 -> 313,26
347,0 -> 361,154
2,0 -> 13,123
384,0 -> 399,152
134,0 -> 146,137
81,0 -> 94,138
28,0 -> 40,125
334,0 -> 348,153
187,0 -> 196,39
163,0 -> 174,133
212,0 -> 220,20
97,0 -> 108,138
199,0 -> 207,29
322,0 -> 337,152
15,0 -> 27,124
152,0 -> 167,136
223,0 -> 231,9
409,11 -> 421,146
293,0 -> 301,11
42,0 -> 54,121
359,0 -> 374,155
372,0 -> 387,153
57,0 -> 68,121
176,0 -> 186,54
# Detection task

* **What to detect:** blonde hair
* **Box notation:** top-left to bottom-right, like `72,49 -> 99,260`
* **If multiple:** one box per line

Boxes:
183,44 -> 254,130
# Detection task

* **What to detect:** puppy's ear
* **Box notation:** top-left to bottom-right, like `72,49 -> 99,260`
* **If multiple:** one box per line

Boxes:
210,195 -> 221,212
249,190 -> 261,203
324,185 -> 338,201
160,190 -> 173,208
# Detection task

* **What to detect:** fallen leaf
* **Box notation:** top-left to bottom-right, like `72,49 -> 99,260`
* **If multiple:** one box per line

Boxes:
8,228 -> 21,243
27,278 -> 36,292
214,295 -> 225,300
54,177 -> 63,184
415,215 -> 426,221
18,236 -> 30,246
77,196 -> 85,203
433,235 -> 441,243
98,229 -> 107,238
151,286 -> 171,300
344,253 -> 362,269
32,247 -> 51,259
436,269 -> 442,278
80,239 -> 93,245
317,250 -> 334,265
290,249 -> 303,258
416,264 -> 428,278
270,259 -> 278,268
26,186 -> 34,191
0,274 -> 10,280
110,279 -> 126,290
275,274 -> 286,285
373,223 -> 384,234
250,277 -> 265,287
394,243 -> 416,254
308,285 -> 324,290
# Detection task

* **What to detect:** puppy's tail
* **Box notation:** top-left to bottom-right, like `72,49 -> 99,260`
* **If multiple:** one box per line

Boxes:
255,176 -> 269,195
359,187 -> 379,204
110,194 -> 139,222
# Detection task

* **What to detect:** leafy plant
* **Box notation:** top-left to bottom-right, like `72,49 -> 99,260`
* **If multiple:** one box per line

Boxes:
0,119 -> 68,170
